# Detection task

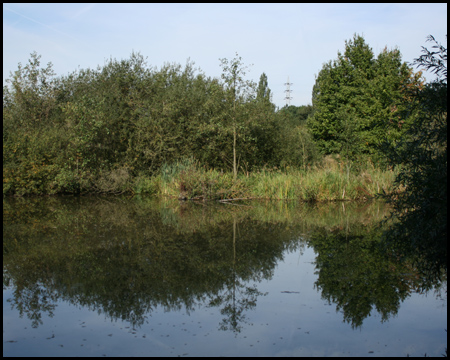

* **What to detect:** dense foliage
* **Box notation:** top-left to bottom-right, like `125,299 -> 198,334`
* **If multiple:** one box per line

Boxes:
2,35 -> 433,199
308,34 -> 424,161
379,35 -> 447,281
4,52 -> 310,195
276,105 -> 319,169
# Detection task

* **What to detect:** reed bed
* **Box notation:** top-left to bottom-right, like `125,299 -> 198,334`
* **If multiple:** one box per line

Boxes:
134,156 -> 398,202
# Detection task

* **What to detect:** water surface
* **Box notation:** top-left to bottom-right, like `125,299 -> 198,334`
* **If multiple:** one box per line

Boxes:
3,197 -> 447,356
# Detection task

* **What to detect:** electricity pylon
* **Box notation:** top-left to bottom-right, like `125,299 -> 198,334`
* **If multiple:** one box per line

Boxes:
284,76 -> 293,106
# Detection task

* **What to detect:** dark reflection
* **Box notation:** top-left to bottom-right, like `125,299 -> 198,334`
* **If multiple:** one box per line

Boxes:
3,197 -> 305,331
308,222 -> 445,329
208,218 -> 268,333
3,197 -> 443,332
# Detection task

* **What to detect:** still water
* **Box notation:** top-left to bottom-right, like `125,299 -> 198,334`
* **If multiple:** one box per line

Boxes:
3,196 -> 447,357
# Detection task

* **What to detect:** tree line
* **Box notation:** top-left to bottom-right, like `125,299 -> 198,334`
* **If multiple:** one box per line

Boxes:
3,51 -> 320,195
1,34 -> 437,197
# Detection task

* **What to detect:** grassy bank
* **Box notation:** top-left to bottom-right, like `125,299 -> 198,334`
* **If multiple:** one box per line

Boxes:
132,156 -> 398,202
4,155 -> 398,200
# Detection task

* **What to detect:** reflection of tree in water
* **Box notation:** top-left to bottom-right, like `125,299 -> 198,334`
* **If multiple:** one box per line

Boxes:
5,281 -> 58,329
214,284 -> 263,333
5,196 -> 424,332
208,218 -> 267,333
3,199 -> 295,330
309,223 -> 444,329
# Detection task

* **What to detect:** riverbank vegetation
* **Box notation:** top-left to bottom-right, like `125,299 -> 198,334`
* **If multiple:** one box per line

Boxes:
379,35 -> 447,282
136,156 -> 397,202
1,34 -> 439,205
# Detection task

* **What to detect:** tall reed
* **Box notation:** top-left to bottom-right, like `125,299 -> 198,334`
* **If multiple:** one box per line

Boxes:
137,156 -> 398,202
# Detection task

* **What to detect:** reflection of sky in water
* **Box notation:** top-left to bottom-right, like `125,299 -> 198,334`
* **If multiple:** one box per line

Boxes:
3,246 -> 447,357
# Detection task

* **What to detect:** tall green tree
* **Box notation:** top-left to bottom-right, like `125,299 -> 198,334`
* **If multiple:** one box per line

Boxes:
307,34 -> 423,161
308,35 -> 373,156
256,72 -> 274,110
219,53 -> 255,180
380,35 -> 447,282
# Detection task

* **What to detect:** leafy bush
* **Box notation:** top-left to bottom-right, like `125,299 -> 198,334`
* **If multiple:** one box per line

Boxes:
380,35 -> 447,282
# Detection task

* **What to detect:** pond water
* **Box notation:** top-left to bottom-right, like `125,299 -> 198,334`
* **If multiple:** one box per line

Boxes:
3,196 -> 447,357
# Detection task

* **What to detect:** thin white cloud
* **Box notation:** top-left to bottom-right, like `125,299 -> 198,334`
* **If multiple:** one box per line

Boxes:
71,3 -> 96,19
4,5 -> 80,43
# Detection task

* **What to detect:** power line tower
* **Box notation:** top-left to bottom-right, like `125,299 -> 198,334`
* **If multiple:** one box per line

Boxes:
284,76 -> 293,106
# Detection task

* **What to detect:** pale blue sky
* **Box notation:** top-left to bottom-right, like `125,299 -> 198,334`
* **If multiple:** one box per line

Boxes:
3,3 -> 447,108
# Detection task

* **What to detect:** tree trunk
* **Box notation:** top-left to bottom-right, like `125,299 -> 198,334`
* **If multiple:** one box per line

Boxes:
233,125 -> 237,181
